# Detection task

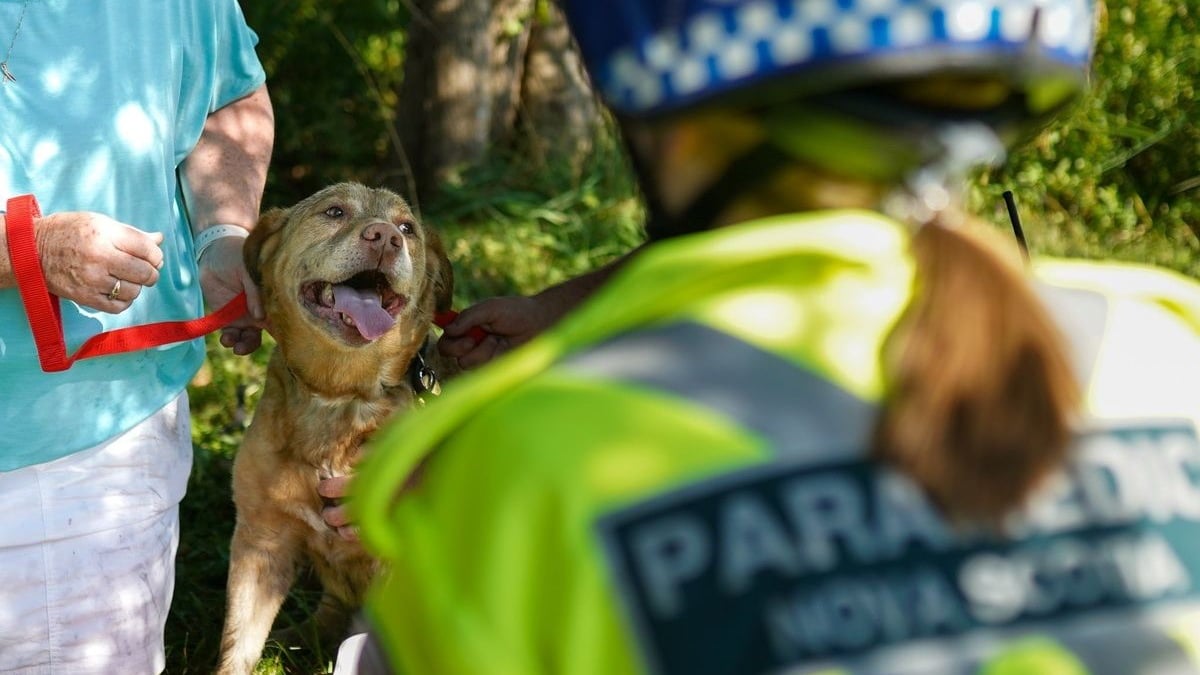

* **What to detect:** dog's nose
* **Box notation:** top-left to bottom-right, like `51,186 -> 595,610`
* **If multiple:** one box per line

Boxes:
361,221 -> 403,250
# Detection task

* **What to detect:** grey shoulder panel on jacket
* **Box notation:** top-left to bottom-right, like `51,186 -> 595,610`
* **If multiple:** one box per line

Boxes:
561,322 -> 877,463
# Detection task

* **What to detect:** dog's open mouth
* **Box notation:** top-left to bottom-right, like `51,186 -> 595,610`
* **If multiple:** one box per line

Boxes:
300,271 -> 407,343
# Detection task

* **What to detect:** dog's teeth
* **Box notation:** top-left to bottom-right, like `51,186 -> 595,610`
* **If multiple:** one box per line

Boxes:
342,314 -> 356,327
321,284 -> 335,307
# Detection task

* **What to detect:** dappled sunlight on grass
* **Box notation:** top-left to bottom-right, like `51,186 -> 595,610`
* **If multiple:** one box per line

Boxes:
172,1 -> 1197,670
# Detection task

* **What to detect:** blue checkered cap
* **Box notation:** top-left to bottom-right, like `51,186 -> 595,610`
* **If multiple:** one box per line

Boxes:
563,0 -> 1095,117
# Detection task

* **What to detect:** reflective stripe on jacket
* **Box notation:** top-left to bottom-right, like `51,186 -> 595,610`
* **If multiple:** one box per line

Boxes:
354,210 -> 1200,675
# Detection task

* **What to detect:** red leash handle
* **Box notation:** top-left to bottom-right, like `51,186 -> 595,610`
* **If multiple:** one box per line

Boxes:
433,309 -> 488,345
5,194 -> 249,372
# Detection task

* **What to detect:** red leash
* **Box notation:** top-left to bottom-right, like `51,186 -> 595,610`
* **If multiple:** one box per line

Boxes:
9,194 -> 487,372
6,195 -> 488,372
432,309 -> 488,344
6,194 -> 248,372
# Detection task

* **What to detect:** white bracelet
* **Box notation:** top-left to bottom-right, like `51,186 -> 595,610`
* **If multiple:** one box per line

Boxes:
194,224 -> 250,262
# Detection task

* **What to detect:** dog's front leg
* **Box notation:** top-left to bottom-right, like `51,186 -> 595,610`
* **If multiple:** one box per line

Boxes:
216,520 -> 301,675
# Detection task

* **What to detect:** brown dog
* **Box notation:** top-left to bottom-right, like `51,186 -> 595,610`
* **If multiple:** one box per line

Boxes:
216,182 -> 455,675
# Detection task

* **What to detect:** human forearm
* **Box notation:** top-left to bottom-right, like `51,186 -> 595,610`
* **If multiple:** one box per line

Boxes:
181,84 -> 274,233
181,83 -> 274,352
530,248 -> 639,322
438,245 -> 643,368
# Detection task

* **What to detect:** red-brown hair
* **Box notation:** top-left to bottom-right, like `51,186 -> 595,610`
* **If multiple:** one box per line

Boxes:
874,215 -> 1080,524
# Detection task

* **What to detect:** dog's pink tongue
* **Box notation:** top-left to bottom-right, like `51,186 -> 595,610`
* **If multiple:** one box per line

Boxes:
332,285 -> 395,340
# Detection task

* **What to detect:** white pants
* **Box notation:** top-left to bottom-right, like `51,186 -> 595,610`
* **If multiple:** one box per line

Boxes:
0,393 -> 191,675
333,619 -> 393,675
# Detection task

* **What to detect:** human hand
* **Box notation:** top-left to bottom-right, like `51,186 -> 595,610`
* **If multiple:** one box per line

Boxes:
438,295 -> 556,369
197,235 -> 265,355
32,211 -> 164,313
317,475 -> 358,543
317,457 -> 428,544
439,258 -> 629,369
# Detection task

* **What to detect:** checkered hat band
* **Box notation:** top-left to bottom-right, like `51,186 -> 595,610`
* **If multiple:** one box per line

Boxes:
597,0 -> 1092,114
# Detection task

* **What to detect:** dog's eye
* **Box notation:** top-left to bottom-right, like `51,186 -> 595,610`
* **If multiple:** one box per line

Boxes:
324,206 -> 345,218
397,221 -> 415,235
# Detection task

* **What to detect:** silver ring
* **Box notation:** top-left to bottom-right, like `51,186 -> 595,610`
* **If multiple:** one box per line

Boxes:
107,279 -> 122,301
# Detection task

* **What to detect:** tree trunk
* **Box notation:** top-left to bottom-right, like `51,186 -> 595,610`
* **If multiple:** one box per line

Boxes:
393,0 -> 602,208
517,3 -> 602,169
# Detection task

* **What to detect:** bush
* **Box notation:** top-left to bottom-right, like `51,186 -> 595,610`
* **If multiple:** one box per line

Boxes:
971,0 -> 1200,273
173,1 -> 1199,671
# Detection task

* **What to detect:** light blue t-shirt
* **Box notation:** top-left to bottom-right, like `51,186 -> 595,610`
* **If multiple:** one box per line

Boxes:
0,0 -> 266,470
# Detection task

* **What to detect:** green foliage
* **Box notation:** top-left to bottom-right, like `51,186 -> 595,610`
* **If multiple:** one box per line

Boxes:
175,69 -> 642,675
241,0 -> 410,206
970,0 -> 1200,273
174,1 -> 1197,672
431,136 -> 644,304
166,335 -> 275,672
175,170 -> 640,673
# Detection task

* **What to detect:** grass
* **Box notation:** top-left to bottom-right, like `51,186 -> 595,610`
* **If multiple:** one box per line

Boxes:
167,140 -> 642,674
167,3 -> 1200,667
169,127 -> 1200,675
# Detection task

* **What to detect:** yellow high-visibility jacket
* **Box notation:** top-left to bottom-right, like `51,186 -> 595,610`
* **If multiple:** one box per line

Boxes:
354,211 -> 1200,675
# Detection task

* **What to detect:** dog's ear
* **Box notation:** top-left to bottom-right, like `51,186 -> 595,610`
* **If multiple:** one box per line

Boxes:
424,227 -> 454,313
243,207 -> 289,287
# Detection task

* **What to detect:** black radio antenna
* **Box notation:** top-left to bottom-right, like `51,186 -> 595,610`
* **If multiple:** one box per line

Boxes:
1002,190 -> 1030,264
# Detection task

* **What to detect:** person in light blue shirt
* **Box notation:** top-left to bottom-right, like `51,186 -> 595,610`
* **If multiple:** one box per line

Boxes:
0,1 -> 274,672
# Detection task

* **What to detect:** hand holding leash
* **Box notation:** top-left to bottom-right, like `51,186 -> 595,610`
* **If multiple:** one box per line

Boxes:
196,230 -> 265,355
16,208 -> 164,314
436,296 -> 549,369
6,194 -> 249,372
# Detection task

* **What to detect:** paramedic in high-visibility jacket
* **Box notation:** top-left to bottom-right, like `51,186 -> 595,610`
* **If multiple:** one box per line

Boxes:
351,1 -> 1200,673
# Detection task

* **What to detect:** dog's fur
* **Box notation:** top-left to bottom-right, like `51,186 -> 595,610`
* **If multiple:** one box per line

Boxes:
216,183 -> 455,675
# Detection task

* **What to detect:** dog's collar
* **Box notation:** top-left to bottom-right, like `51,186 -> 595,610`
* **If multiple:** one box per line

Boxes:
282,339 -> 442,403
405,339 -> 442,398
